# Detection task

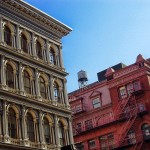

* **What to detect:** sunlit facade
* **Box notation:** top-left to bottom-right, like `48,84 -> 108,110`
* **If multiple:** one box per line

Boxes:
0,0 -> 74,150
69,55 -> 150,150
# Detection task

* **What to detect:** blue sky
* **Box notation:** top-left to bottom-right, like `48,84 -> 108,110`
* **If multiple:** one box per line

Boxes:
25,0 -> 150,92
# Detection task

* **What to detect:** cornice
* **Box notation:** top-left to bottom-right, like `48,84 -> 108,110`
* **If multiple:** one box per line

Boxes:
1,0 -> 72,38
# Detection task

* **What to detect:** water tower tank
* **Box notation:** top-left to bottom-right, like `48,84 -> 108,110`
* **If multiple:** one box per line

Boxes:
78,70 -> 88,88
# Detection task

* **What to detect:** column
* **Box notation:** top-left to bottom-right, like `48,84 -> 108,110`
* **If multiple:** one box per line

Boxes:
21,106 -> 28,145
16,25 -> 21,50
2,101 -> 9,142
38,111 -> 45,147
19,63 -> 24,95
1,55 -> 6,87
35,69 -> 41,99
59,45 -> 64,68
54,114 -> 60,146
32,33 -> 37,59
46,40 -> 51,64
50,75 -> 54,101
0,102 -> 2,138
68,117 -> 74,145
0,16 -> 3,43
63,79 -> 70,108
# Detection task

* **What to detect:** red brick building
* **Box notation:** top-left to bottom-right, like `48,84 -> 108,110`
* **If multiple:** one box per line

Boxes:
68,54 -> 150,150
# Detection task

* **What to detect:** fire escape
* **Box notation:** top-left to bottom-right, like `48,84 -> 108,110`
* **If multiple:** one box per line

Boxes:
113,83 -> 147,150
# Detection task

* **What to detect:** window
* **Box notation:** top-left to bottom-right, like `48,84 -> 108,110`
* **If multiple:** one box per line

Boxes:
76,105 -> 82,112
128,130 -> 136,144
142,123 -> 150,140
39,76 -> 46,99
71,106 -> 75,114
6,64 -> 14,88
24,71 -> 31,94
100,133 -> 114,150
88,139 -> 96,149
27,113 -> 35,142
75,142 -> 84,150
133,81 -> 141,91
36,41 -> 43,59
92,97 -> 101,109
76,123 -> 82,133
44,118 -> 50,144
8,108 -> 17,139
58,121 -> 65,147
21,34 -> 28,53
54,82 -> 59,101
85,119 -> 93,130
119,86 -> 127,99
49,48 -> 55,64
4,26 -> 12,46
126,83 -> 133,95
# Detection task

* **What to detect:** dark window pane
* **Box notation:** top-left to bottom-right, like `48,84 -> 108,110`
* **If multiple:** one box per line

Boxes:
36,42 -> 43,59
24,71 -> 31,94
40,77 -> 46,99
4,26 -> 12,46
8,108 -> 17,138
6,64 -> 14,88
44,118 -> 50,144
27,113 -> 35,142
21,34 -> 28,53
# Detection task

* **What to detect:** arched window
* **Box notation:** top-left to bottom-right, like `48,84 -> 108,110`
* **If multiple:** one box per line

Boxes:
8,108 -> 17,139
6,64 -> 14,88
49,48 -> 55,65
21,34 -> 28,53
44,118 -> 50,144
27,113 -> 35,142
36,41 -> 43,59
142,123 -> 150,140
54,82 -> 59,101
58,121 -> 65,147
4,26 -> 12,46
39,76 -> 46,99
24,70 -> 31,94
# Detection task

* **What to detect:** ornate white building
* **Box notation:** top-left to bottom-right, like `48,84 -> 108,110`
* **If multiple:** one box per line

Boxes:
0,0 -> 73,150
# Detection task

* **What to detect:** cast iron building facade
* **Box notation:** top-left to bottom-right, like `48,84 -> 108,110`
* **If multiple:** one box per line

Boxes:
0,0 -> 73,150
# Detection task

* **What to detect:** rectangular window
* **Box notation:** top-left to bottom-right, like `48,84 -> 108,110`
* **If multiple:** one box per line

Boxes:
119,86 -> 127,99
88,139 -> 96,149
100,133 -> 114,150
92,97 -> 101,109
76,123 -> 82,133
71,106 -> 75,114
126,83 -> 133,95
133,81 -> 141,91
76,105 -> 82,112
85,119 -> 93,130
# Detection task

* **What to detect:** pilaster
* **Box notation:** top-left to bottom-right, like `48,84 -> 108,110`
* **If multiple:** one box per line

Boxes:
19,63 -> 24,95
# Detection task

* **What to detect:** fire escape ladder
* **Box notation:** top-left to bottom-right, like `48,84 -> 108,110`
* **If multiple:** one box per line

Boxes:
119,105 -> 138,147
114,95 -> 133,120
132,141 -> 143,150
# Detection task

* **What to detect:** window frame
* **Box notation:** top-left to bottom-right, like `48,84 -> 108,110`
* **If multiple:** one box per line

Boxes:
6,64 -> 14,88
4,26 -> 12,46
8,108 -> 17,139
92,97 -> 101,109
27,113 -> 35,142
23,70 -> 31,94
21,34 -> 28,53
